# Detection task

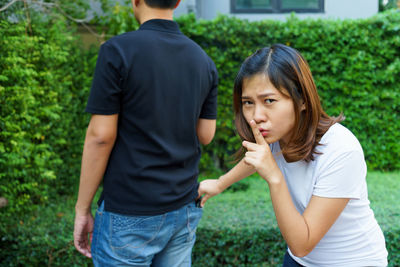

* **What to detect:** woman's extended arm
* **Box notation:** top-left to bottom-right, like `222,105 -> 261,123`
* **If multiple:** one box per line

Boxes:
198,158 -> 255,206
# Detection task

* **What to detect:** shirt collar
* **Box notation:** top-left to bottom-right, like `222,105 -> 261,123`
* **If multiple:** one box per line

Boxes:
139,19 -> 181,34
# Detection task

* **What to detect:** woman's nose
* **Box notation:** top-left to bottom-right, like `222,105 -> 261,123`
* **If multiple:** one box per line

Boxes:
253,105 -> 267,123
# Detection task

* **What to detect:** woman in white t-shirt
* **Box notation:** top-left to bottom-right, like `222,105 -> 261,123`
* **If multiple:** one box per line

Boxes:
198,44 -> 388,266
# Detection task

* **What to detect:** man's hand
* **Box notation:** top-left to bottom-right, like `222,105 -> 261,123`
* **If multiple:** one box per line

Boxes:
198,179 -> 223,207
73,212 -> 94,258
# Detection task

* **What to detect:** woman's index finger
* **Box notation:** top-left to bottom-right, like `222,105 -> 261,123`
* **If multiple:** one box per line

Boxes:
249,120 -> 267,145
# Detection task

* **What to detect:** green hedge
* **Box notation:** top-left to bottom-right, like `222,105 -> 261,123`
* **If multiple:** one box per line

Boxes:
0,19 -> 93,216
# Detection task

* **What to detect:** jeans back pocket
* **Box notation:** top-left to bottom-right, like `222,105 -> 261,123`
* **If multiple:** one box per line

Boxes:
110,213 -> 166,259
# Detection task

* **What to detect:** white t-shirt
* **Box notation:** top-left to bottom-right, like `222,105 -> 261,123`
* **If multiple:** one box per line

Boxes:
270,123 -> 388,267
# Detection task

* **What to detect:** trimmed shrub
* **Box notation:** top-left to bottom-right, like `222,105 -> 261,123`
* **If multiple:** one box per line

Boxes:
0,196 -> 93,267
0,19 -> 93,217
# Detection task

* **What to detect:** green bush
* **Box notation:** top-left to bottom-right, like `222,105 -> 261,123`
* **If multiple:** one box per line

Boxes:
0,195 -> 93,267
0,19 -> 93,217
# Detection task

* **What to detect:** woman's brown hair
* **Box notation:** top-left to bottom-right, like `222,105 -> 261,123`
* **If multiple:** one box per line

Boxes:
233,44 -> 344,162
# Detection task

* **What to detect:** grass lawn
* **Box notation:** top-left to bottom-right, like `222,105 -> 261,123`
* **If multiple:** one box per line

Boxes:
199,171 -> 399,231
365,172 -> 400,230
195,171 -> 400,266
199,174 -> 276,231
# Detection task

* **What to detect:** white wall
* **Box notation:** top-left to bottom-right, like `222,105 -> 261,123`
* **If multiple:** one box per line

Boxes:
174,0 -> 379,21
324,0 -> 378,19
174,0 -> 196,17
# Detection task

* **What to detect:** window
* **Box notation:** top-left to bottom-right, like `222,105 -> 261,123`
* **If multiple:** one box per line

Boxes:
231,0 -> 324,13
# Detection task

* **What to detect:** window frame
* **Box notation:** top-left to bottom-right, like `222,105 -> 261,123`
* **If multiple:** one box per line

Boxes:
231,0 -> 325,14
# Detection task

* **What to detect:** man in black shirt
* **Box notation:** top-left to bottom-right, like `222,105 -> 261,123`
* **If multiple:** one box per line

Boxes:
73,0 -> 218,265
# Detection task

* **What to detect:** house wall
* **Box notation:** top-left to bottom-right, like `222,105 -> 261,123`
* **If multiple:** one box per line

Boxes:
175,0 -> 379,21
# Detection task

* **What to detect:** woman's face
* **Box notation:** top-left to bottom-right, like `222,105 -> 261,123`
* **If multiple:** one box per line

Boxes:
241,74 -> 298,145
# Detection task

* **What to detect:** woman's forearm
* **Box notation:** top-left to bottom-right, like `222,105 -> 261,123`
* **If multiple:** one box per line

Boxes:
267,175 -> 349,257
268,177 -> 311,256
217,158 -> 256,191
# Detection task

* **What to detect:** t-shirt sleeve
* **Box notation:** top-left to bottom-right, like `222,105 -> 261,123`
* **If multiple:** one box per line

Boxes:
313,150 -> 366,199
86,42 -> 123,115
199,59 -> 218,119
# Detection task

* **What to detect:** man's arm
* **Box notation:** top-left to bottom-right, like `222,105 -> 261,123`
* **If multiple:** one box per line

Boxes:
73,114 -> 118,258
196,118 -> 216,145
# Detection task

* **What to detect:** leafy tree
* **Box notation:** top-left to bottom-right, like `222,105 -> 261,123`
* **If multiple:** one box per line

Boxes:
0,0 -> 91,22
0,0 -> 137,39
379,0 -> 399,11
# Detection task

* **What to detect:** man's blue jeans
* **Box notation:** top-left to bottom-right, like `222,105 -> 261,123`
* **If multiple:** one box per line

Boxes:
91,200 -> 203,267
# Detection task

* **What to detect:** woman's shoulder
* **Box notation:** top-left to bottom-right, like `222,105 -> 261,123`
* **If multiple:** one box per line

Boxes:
318,123 -> 364,155
313,124 -> 366,182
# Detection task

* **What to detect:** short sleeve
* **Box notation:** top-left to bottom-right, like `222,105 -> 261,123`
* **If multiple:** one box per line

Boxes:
313,150 -> 366,199
199,59 -> 218,119
86,43 -> 123,114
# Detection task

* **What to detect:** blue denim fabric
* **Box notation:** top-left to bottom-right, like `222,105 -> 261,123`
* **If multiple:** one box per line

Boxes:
282,251 -> 304,267
91,201 -> 203,267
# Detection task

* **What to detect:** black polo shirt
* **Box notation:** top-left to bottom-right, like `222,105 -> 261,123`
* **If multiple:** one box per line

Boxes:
86,19 -> 218,215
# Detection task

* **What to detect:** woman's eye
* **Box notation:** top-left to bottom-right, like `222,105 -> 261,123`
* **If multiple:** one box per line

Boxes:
265,99 -> 275,104
242,101 -> 253,105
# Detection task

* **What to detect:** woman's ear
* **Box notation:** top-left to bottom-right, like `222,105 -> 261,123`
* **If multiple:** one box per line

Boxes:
300,101 -> 306,111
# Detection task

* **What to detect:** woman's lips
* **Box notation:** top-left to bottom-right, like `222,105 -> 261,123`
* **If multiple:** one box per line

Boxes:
259,128 -> 269,137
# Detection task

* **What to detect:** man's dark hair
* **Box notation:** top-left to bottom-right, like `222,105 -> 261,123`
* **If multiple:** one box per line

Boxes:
144,0 -> 179,8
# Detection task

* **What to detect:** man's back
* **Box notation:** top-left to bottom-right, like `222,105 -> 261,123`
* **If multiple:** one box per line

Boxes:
74,2 -> 217,265
86,19 -> 218,215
